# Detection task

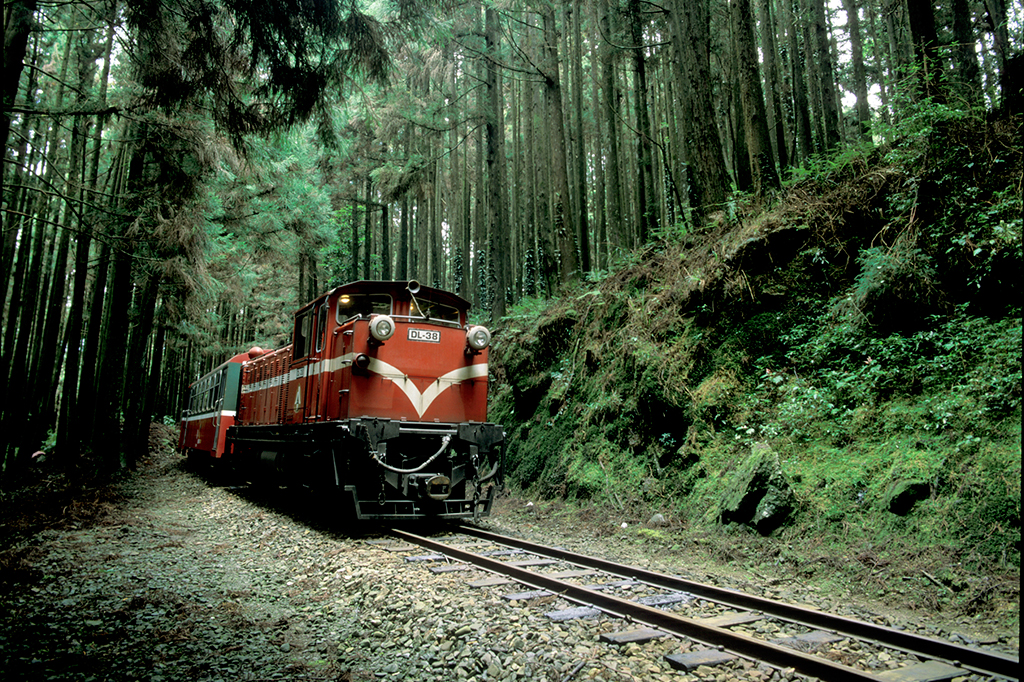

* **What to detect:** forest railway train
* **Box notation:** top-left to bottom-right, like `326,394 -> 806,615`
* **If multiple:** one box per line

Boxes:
177,280 -> 504,520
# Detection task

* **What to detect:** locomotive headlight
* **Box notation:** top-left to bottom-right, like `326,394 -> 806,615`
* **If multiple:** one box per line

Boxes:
369,314 -> 396,342
466,325 -> 491,351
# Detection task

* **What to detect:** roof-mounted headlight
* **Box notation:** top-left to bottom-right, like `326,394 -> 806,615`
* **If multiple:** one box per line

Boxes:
466,325 -> 491,352
369,314 -> 396,342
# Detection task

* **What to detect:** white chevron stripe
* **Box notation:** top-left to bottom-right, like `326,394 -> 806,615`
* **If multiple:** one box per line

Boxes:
239,353 -> 487,418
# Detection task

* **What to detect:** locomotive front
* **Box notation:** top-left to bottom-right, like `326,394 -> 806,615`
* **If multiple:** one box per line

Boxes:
231,280 -> 504,520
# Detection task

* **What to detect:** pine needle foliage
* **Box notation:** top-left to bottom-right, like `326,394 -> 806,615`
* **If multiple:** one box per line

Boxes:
126,0 -> 393,142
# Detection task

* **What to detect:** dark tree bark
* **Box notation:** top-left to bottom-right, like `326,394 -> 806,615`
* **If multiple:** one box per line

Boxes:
758,0 -> 789,168
843,0 -> 873,139
809,0 -> 842,149
733,0 -> 779,198
541,8 -> 578,284
380,202 -> 391,280
627,0 -> 656,243
1,34 -> 40,316
570,4 -> 591,272
78,236 -> 111,452
667,0 -> 730,216
982,0 -> 1015,113
862,0 -> 893,131
906,0 -> 943,99
784,0 -> 814,163
362,178 -> 372,281
121,271 -> 161,465
485,8 -> 509,319
598,0 -> 623,254
399,194 -> 409,281
62,5 -> 118,458
2,0 -> 39,153
950,0 -> 981,103
350,198 -> 360,282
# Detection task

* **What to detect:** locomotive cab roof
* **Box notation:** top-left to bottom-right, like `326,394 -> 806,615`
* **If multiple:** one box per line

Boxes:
295,280 -> 472,318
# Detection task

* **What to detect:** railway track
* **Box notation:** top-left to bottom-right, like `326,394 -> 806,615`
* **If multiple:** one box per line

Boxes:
374,525 -> 1018,682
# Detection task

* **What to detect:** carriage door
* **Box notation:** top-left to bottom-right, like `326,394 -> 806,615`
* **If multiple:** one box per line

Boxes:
290,309 -> 314,423
302,302 -> 329,422
211,369 -> 223,454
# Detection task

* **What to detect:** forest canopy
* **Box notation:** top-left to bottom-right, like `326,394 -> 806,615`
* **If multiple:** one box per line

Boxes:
1,0 -> 1022,481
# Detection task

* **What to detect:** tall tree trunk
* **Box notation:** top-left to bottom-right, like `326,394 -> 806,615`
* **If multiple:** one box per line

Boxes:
843,0 -> 873,139
380,202 -> 391,280
570,4 -> 591,272
599,0 -> 624,254
982,0 -> 1014,113
628,0 -> 656,243
587,0 -> 608,269
784,0 -> 814,164
950,0 -> 980,104
142,320 -> 167,426
399,129 -> 411,282
62,4 -> 117,460
121,271 -> 160,465
868,0 -> 892,130
2,0 -> 39,153
906,0 -> 943,100
758,0 -> 789,169
541,9 -> 579,283
78,236 -> 111,452
485,8 -> 509,319
362,180 -> 372,280
733,0 -> 780,198
93,133 -> 145,471
350,198 -> 360,282
668,0 -> 730,217
808,0 -> 841,149
1,34 -> 41,317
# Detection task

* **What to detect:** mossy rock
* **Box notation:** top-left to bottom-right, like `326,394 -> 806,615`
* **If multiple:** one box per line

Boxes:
718,443 -> 795,535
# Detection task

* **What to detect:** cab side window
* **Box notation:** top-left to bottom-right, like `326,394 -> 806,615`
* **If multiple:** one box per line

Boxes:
315,303 -> 329,353
293,311 -> 313,359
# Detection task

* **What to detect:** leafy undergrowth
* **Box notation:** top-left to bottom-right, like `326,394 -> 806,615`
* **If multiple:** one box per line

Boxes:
489,113 -> 1021,624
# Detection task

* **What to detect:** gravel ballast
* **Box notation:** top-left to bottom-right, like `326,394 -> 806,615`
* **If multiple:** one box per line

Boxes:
1,437 -> 1017,681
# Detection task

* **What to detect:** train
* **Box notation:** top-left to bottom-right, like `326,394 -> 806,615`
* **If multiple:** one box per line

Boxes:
178,280 -> 504,520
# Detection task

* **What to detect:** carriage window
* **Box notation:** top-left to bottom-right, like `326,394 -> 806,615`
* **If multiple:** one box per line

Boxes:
336,294 -> 392,323
315,303 -> 329,352
293,310 -> 313,359
410,296 -> 460,323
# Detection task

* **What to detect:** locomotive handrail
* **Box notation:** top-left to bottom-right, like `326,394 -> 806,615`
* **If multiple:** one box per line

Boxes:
388,314 -> 463,328
370,434 -> 452,474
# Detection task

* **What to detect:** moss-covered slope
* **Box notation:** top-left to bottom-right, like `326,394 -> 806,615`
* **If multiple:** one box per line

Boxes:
489,113 -> 1021,570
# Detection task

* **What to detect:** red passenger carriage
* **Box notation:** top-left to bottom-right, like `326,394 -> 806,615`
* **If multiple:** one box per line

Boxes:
178,281 -> 504,520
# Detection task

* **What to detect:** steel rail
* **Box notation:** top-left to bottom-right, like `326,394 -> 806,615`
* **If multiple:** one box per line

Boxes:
393,528 -> 892,682
452,525 -> 1019,681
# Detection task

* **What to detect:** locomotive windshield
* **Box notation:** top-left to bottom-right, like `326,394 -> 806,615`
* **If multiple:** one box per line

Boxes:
410,296 -> 460,323
336,294 -> 392,323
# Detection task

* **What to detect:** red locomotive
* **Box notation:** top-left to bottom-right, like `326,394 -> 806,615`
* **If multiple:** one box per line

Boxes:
178,280 -> 504,520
